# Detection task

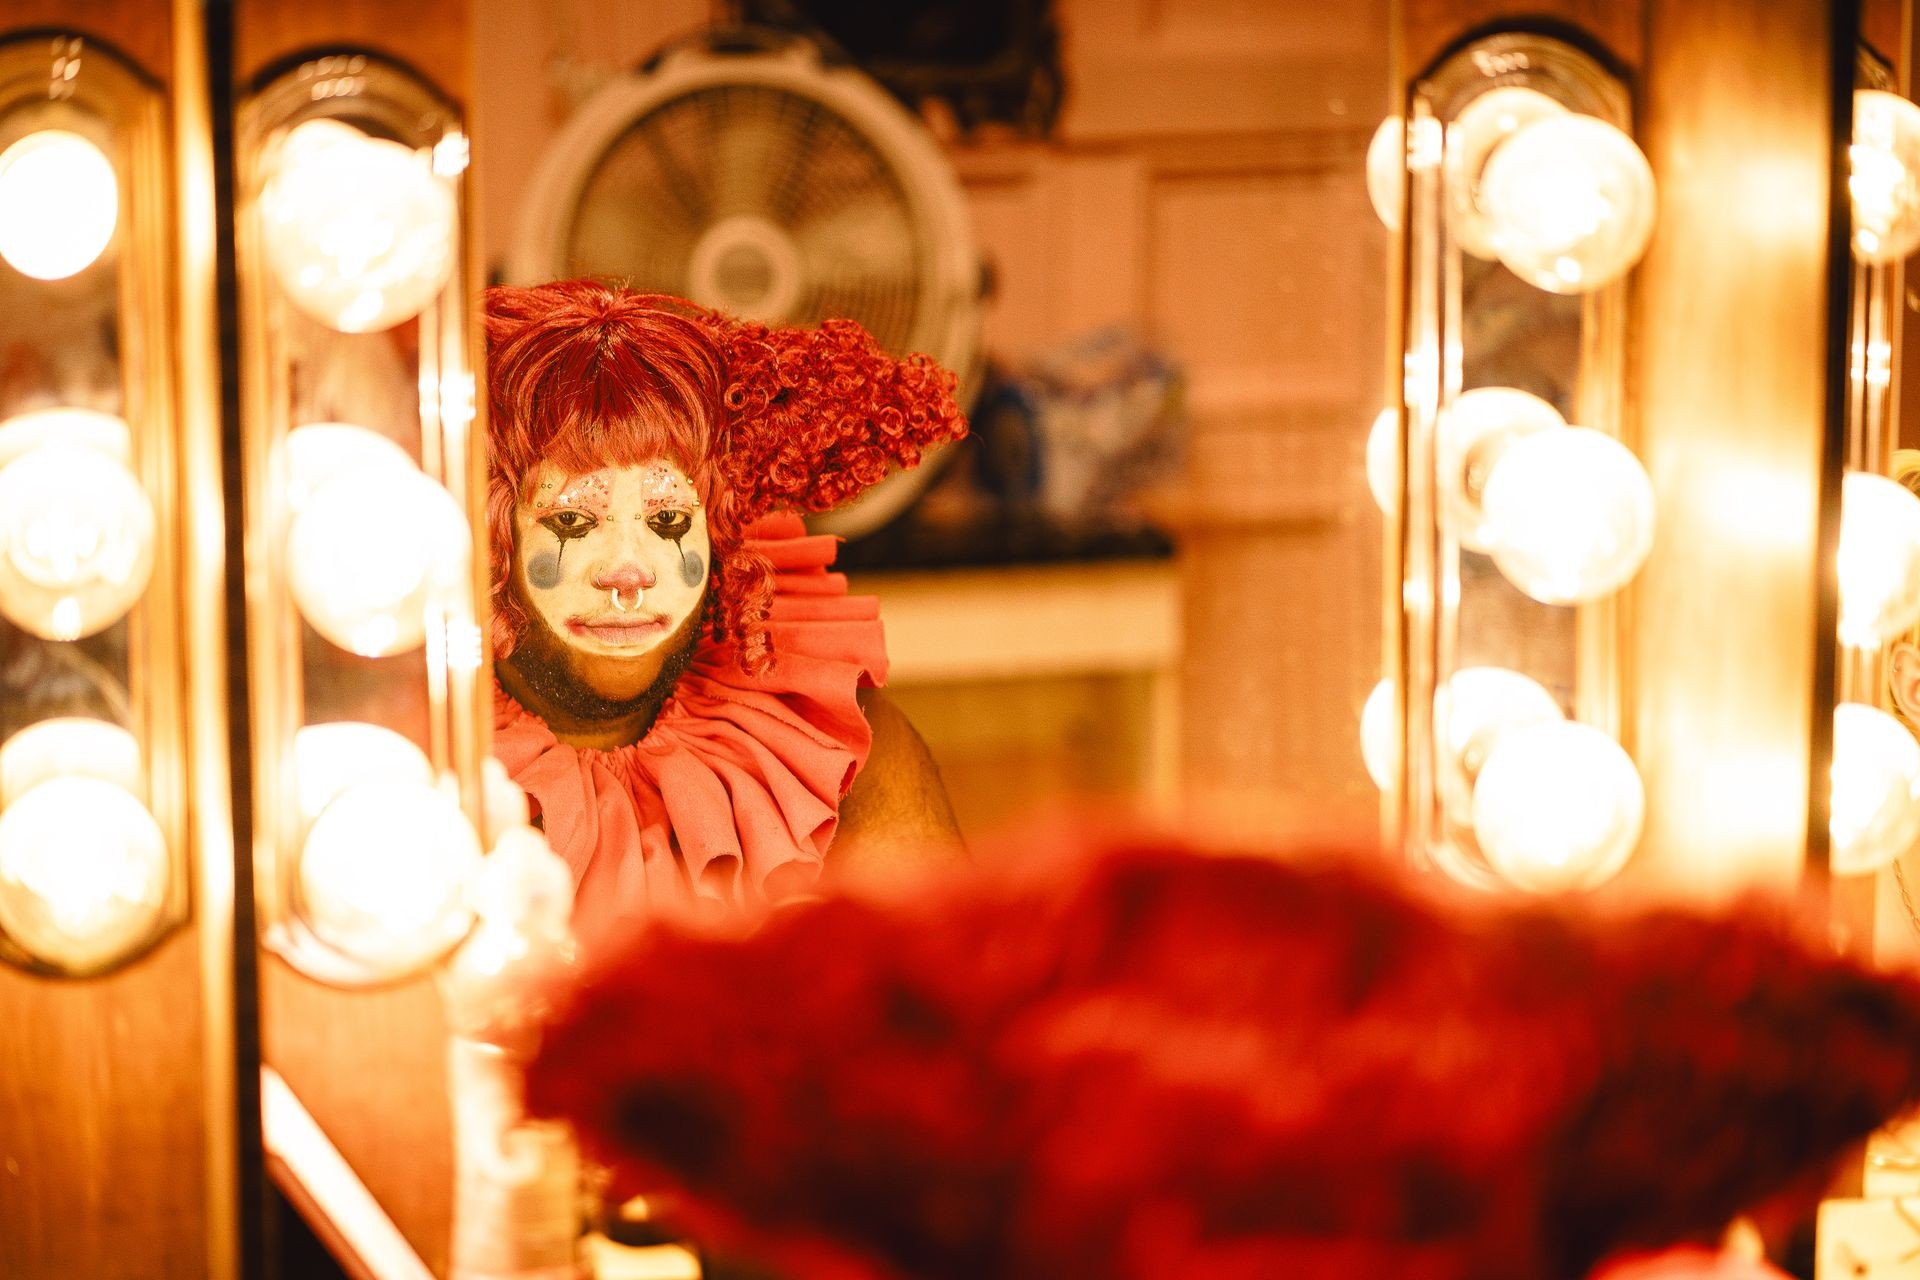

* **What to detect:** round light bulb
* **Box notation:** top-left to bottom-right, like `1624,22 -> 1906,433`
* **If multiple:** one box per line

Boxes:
1361,678 -> 1397,790
1445,86 -> 1568,260
0,717 -> 141,806
287,462 -> 470,657
259,118 -> 457,333
1437,666 -> 1566,813
1830,702 -> 1920,875
1367,116 -> 1406,232
1360,669 -> 1564,799
1478,114 -> 1657,293
1851,90 -> 1920,264
0,407 -> 131,469
284,421 -> 417,516
0,441 -> 156,640
1440,386 -> 1567,552
293,721 -> 434,829
1365,409 -> 1399,515
1471,720 -> 1644,893
297,778 -> 481,973
1837,470 -> 1920,648
0,777 -> 169,970
0,130 -> 118,281
1480,426 -> 1655,604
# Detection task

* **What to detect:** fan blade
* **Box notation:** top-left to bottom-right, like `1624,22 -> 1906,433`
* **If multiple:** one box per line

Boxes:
708,88 -> 817,218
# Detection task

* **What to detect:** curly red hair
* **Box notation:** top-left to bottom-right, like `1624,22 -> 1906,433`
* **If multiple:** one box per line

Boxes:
484,281 -> 965,670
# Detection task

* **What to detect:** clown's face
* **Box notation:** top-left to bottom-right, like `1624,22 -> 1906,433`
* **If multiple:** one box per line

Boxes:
511,458 -> 711,697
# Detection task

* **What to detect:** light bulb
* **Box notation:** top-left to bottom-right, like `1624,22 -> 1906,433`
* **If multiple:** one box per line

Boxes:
1830,702 -> 1920,875
1361,678 -> 1397,790
1365,409 -> 1399,515
293,721 -> 434,828
1471,721 -> 1644,893
1445,86 -> 1568,260
0,718 -> 141,806
0,777 -> 169,970
1440,386 -> 1567,552
259,118 -> 457,333
0,407 -> 131,469
284,421 -> 417,516
1478,114 -> 1657,293
1367,116 -> 1405,232
1837,470 -> 1920,648
1360,669 -> 1564,799
0,130 -> 118,281
0,441 -> 156,640
297,778 -> 481,972
1851,90 -> 1920,264
287,462 -> 470,657
1437,667 -> 1566,813
1480,426 -> 1655,604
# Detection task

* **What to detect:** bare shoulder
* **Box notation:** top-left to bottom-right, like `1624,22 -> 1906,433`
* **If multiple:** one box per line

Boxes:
831,687 -> 968,882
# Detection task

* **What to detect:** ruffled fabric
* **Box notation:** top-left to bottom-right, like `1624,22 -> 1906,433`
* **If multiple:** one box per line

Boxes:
493,513 -> 885,948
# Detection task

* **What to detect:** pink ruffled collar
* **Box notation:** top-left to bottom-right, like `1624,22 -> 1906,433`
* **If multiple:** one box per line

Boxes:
492,514 -> 887,947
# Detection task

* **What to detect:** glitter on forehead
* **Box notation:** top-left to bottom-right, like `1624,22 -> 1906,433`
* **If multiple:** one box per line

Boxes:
528,468 -> 612,519
636,461 -> 700,512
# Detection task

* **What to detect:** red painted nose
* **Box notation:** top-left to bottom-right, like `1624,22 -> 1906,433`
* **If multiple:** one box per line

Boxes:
592,564 -> 655,593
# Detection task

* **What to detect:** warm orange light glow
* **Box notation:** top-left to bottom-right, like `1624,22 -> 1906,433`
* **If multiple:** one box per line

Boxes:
1479,114 -> 1656,293
259,118 -> 456,333
1446,86 -> 1567,260
0,130 -> 118,281
1851,90 -> 1920,264
297,778 -> 480,972
1836,471 -> 1920,649
287,462 -> 469,657
0,777 -> 169,969
1471,721 -> 1644,894
0,717 -> 141,806
1480,427 -> 1655,604
1366,117 -> 1404,232
0,439 -> 156,640
1830,703 -> 1920,876
1441,386 -> 1566,552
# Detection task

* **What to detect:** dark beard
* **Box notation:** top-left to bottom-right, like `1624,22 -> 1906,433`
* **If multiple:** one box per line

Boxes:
504,609 -> 704,731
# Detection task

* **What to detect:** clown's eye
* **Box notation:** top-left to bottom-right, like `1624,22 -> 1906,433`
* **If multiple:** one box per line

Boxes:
538,510 -> 596,540
647,509 -> 692,540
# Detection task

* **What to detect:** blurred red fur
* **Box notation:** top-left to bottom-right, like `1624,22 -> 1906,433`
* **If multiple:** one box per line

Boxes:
526,827 -> 1920,1279
484,281 -> 966,671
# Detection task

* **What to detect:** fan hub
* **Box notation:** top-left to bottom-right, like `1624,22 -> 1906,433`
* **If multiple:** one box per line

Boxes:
687,214 -> 802,323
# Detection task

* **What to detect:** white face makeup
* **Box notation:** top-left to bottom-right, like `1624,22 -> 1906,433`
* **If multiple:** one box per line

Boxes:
511,458 -> 711,692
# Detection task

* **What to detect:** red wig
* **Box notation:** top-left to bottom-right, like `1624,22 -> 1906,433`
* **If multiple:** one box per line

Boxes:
527,827 -> 1920,1280
484,281 -> 965,670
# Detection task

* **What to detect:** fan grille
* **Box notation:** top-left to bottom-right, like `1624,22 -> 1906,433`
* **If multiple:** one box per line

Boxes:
566,83 -> 926,353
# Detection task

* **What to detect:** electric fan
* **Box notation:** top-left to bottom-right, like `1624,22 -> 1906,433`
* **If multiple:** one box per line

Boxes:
508,28 -> 983,537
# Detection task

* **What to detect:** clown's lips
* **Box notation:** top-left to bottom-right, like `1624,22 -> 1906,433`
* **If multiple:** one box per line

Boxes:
569,617 -> 669,645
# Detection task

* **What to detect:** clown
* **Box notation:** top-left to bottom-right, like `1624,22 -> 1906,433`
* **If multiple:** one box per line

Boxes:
486,281 -> 967,944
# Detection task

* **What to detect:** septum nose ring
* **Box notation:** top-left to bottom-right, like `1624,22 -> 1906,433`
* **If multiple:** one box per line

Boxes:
610,586 -> 644,612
